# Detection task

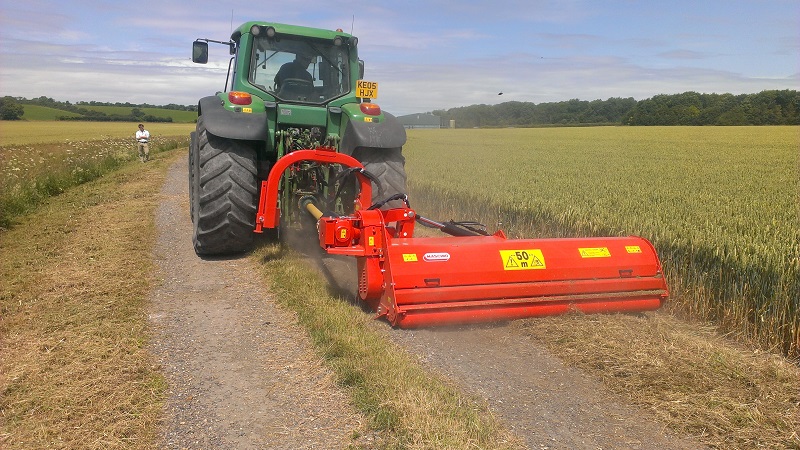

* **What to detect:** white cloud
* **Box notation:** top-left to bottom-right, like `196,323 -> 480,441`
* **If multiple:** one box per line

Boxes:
0,0 -> 797,115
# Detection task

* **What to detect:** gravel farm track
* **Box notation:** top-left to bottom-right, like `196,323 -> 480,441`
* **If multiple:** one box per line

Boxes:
149,155 -> 707,449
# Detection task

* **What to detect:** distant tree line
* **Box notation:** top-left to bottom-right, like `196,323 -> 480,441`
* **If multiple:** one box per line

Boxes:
3,91 -> 799,125
56,109 -> 174,123
432,90 -> 799,128
0,96 -> 25,120
0,96 -> 198,121
73,100 -> 196,111
625,90 -> 798,126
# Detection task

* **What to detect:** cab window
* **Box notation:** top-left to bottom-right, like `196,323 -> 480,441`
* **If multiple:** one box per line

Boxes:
250,36 -> 350,103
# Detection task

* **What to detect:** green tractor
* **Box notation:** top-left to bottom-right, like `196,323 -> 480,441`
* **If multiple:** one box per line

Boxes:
189,21 -> 407,255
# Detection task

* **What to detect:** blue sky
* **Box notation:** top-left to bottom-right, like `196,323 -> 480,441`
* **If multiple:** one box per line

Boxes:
0,0 -> 797,116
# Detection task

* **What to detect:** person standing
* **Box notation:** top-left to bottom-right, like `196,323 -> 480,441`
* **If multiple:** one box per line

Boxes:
135,123 -> 150,162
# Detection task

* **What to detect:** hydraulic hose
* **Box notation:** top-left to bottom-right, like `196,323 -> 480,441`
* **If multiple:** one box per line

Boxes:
415,215 -> 485,237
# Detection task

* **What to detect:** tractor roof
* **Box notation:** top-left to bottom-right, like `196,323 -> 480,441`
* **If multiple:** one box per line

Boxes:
232,21 -> 355,41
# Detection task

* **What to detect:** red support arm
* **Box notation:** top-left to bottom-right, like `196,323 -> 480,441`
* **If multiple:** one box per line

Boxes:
254,149 -> 372,232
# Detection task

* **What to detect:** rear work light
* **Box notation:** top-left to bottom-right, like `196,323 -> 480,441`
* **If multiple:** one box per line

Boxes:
360,102 -> 381,116
228,91 -> 252,105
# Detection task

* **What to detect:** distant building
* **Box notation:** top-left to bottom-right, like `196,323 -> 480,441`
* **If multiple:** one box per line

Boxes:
397,113 -> 443,129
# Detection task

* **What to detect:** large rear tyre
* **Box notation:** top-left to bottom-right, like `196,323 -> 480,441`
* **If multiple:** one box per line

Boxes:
188,131 -> 199,223
351,147 -> 407,208
192,117 -> 258,256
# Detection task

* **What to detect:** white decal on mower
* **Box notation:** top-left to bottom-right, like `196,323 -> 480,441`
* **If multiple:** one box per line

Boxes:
423,252 -> 451,262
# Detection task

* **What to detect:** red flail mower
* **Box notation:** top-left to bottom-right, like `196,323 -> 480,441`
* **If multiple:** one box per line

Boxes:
255,149 -> 669,328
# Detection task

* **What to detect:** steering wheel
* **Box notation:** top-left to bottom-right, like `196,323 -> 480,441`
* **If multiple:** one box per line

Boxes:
277,78 -> 314,99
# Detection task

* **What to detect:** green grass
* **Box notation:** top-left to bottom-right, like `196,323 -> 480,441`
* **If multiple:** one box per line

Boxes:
0,151 -> 173,449
19,105 -> 197,123
514,312 -> 800,448
403,126 -> 800,358
2,124 -> 797,449
20,104 -> 83,120
0,122 -> 191,228
400,126 -> 800,448
253,244 -> 524,449
0,121 -> 196,145
0,139 -> 524,448
78,105 -> 197,123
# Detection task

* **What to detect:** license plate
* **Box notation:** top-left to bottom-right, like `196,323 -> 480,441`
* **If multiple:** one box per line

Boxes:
356,80 -> 378,98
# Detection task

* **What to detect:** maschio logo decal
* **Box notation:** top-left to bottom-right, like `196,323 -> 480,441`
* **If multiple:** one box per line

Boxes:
423,252 -> 450,262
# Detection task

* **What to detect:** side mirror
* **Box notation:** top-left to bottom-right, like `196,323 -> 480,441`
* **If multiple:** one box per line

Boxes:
358,59 -> 364,79
192,41 -> 209,64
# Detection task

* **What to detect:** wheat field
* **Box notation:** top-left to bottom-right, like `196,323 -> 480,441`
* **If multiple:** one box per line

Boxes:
402,126 -> 800,357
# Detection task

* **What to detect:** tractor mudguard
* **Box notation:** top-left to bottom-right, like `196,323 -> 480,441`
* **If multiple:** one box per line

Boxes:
197,95 -> 269,142
339,110 -> 407,156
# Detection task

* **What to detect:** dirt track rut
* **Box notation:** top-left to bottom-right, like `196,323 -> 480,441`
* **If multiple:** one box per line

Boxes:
148,156 -> 363,449
390,325 -> 705,449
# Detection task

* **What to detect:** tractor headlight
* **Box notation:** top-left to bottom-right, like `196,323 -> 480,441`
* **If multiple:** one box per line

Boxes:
251,25 -> 276,38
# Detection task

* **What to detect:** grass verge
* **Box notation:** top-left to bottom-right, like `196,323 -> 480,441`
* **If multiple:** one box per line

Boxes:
514,312 -> 800,449
0,134 -> 189,229
406,184 -> 799,448
0,151 -> 176,449
251,245 -> 525,449
0,122 -> 196,146
253,239 -> 800,449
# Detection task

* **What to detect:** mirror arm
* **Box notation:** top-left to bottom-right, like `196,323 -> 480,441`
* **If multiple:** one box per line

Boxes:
197,38 -> 237,55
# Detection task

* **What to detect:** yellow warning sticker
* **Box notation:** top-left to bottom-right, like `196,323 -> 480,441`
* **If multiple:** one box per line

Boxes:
499,249 -> 546,270
364,117 -> 373,122
579,247 -> 611,258
625,245 -> 642,254
403,254 -> 418,262
242,107 -> 253,113
368,236 -> 374,247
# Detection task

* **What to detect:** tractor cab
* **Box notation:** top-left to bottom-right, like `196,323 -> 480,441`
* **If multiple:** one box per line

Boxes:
251,34 -> 352,104
192,22 -> 362,107
189,21 -> 406,256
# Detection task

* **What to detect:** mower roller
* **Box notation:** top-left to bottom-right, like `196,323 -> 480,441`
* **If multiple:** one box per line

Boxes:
255,149 -> 669,328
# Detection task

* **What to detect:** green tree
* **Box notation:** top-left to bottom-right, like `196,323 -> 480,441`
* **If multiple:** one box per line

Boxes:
0,96 -> 24,120
431,90 -> 799,127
